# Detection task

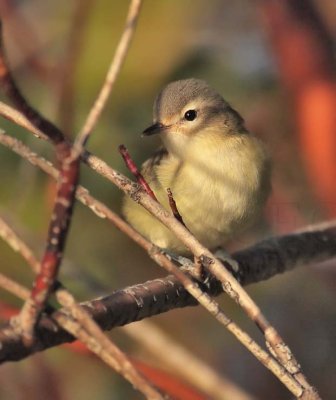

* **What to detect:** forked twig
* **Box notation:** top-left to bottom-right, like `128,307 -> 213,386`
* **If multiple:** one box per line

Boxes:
119,144 -> 158,201
56,289 -> 166,399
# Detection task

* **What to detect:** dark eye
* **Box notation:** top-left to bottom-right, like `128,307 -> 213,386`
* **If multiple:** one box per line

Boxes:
184,109 -> 197,121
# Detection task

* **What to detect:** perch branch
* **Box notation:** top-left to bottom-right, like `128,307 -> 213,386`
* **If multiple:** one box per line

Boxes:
0,220 -> 335,363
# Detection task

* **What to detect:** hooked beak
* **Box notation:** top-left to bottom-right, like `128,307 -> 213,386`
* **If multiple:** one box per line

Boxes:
142,122 -> 167,136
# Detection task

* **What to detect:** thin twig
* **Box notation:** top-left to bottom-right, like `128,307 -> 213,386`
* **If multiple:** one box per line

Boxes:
0,273 -> 30,301
0,214 -> 165,399
119,144 -> 158,201
0,101 -> 48,140
0,217 -> 40,273
74,0 -> 143,153
55,288 -> 166,399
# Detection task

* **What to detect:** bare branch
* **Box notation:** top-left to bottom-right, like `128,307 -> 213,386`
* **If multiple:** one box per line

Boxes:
55,288 -> 166,399
0,222 -> 335,362
119,144 -> 158,201
0,20 -> 81,342
0,213 -> 165,399
0,217 -> 40,273
0,273 -> 30,301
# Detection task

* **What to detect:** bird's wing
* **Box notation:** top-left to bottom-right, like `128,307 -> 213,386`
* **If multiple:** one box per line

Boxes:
141,147 -> 168,184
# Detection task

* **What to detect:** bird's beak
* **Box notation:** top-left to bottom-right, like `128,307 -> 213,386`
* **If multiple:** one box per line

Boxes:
142,122 -> 166,136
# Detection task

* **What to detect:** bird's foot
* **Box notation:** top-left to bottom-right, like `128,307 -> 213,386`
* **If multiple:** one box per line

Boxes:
162,250 -> 215,287
162,250 -> 194,271
214,248 -> 240,276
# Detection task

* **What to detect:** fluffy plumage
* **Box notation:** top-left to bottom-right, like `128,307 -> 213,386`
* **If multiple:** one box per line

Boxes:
123,79 -> 271,254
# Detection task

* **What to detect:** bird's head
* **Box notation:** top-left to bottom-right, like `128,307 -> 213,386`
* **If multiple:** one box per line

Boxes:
142,78 -> 245,155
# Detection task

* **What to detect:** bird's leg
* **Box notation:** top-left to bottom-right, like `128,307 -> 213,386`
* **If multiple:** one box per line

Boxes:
214,248 -> 240,277
163,250 -> 194,270
193,255 -> 206,281
162,249 -> 212,285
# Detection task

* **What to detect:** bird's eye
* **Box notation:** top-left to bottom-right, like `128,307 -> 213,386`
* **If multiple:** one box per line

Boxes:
184,110 -> 197,121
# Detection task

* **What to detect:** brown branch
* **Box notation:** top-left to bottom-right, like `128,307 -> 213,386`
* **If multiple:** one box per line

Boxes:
55,289 -> 166,399
119,144 -> 158,201
0,20 -> 82,343
0,215 -> 165,399
0,217 -> 40,273
18,148 -> 80,344
0,221 -> 335,363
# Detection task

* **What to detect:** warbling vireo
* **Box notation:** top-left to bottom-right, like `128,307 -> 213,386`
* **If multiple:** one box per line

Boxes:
123,78 -> 271,254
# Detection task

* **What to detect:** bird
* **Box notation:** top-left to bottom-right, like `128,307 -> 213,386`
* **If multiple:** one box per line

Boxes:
122,78 -> 271,255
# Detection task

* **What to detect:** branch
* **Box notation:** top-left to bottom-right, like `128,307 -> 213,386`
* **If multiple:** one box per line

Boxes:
119,144 -> 158,201
1,221 -> 335,363
0,20 -> 81,343
0,215 -> 166,399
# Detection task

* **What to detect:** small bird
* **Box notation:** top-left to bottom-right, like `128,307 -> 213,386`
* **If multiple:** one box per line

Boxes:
123,78 -> 271,254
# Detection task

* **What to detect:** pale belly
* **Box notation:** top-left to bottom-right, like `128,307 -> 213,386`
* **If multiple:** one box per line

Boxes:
123,160 -> 267,254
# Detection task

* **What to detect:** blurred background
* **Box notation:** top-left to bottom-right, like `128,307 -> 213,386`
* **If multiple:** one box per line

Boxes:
0,0 -> 335,399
